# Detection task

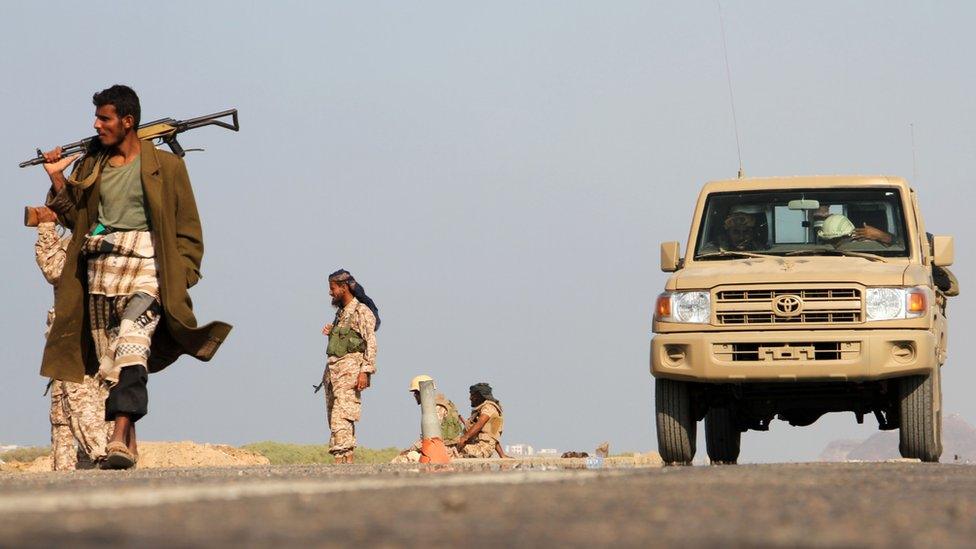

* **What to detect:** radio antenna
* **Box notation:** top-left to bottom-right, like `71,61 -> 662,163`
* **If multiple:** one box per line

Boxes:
910,123 -> 918,182
717,0 -> 744,178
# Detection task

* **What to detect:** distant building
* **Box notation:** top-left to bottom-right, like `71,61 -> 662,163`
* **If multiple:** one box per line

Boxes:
537,448 -> 559,456
505,444 -> 535,456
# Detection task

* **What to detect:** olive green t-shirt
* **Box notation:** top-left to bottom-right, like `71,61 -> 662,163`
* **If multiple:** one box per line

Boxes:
97,157 -> 149,230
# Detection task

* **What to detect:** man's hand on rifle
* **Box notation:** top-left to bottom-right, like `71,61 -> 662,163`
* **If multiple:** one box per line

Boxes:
42,147 -> 80,192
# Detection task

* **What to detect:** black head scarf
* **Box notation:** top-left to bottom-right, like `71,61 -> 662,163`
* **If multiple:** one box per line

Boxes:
469,383 -> 498,404
329,269 -> 380,330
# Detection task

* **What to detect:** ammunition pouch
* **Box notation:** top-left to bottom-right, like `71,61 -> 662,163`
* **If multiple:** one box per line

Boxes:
327,326 -> 366,358
439,401 -> 464,441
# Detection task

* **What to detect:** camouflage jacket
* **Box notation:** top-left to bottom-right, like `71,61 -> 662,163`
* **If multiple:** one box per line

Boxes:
35,222 -> 70,285
327,297 -> 378,374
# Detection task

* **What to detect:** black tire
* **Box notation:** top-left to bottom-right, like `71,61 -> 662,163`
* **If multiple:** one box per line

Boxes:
898,368 -> 942,462
655,378 -> 696,465
705,407 -> 741,465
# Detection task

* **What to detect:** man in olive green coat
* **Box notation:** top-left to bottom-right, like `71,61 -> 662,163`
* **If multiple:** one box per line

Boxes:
40,84 -> 232,468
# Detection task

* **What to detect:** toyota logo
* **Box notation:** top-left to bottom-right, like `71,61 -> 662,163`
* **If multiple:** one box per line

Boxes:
772,295 -> 803,317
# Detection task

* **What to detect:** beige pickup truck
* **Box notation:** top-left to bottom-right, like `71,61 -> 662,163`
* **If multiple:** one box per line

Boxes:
651,176 -> 957,464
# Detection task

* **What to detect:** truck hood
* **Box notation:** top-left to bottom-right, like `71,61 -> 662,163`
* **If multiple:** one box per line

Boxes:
671,256 -> 912,290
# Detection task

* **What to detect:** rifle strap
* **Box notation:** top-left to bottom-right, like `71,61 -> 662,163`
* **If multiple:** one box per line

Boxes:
65,152 -> 109,190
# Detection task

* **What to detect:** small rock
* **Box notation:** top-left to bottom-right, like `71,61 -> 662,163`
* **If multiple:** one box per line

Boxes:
441,493 -> 467,512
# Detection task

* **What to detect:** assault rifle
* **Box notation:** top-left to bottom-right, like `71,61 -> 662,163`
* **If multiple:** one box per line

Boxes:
18,109 -> 240,168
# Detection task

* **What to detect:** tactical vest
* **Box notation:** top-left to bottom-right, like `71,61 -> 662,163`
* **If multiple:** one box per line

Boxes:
438,399 -> 464,441
474,401 -> 504,441
326,325 -> 366,358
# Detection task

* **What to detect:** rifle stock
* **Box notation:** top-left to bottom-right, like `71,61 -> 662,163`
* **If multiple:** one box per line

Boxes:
18,108 -> 239,168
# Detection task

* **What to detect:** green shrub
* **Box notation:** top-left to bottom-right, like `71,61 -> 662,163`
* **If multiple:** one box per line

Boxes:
0,446 -> 50,463
355,447 -> 400,464
242,442 -> 399,465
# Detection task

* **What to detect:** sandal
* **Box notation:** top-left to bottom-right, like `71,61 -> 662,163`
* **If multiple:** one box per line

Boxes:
102,441 -> 137,470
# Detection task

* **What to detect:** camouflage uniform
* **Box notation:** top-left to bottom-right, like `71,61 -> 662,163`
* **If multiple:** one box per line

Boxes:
459,401 -> 504,458
49,375 -> 111,470
36,222 -> 113,470
324,298 -> 377,458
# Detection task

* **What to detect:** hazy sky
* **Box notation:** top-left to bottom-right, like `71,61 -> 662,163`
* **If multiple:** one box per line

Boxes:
2,1 -> 974,462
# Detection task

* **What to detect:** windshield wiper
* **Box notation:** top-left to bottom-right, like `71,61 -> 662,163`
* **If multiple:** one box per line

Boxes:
784,249 -> 888,263
695,249 -> 778,260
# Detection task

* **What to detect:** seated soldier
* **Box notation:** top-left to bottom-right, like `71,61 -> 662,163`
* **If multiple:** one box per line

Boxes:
457,383 -> 508,459
819,213 -> 900,250
814,206 -> 895,245
391,375 -> 465,463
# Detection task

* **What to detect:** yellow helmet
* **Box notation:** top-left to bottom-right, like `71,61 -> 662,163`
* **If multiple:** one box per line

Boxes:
409,375 -> 434,392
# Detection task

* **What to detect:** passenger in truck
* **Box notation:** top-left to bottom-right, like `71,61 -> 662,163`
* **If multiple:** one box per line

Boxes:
813,206 -> 894,246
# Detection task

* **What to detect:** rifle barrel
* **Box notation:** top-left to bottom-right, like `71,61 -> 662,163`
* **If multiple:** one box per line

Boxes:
18,139 -> 91,168
19,109 -> 239,168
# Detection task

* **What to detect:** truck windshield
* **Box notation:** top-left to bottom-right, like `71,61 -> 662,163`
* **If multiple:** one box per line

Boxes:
693,188 -> 910,259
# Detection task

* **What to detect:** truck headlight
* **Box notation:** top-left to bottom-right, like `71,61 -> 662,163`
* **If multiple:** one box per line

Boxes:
865,287 -> 927,321
655,291 -> 710,323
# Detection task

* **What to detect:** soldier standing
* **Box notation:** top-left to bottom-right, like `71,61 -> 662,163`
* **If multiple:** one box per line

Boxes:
457,383 -> 507,458
322,269 -> 379,464
28,206 -> 113,470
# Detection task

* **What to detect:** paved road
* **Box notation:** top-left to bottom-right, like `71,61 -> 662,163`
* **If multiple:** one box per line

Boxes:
1,462 -> 975,547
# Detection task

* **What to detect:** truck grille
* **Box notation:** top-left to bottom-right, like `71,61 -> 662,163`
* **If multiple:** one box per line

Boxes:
713,342 -> 861,362
714,286 -> 862,325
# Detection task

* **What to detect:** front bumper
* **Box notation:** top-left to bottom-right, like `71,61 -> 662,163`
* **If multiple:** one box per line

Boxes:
650,329 -> 937,382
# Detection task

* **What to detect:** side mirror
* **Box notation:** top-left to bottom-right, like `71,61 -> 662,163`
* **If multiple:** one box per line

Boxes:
661,241 -> 681,272
932,235 -> 954,266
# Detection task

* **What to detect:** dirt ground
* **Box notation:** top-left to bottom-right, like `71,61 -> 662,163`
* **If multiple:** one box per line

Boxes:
1,441 -> 269,472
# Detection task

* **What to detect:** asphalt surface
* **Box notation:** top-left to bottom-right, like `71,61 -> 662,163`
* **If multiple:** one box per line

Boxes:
1,461 -> 975,547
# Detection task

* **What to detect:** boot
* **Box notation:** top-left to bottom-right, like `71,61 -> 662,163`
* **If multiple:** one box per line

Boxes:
24,206 -> 57,227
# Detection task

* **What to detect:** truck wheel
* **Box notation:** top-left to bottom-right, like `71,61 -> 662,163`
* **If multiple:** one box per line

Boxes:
705,407 -> 740,465
655,378 -> 696,465
898,369 -> 942,462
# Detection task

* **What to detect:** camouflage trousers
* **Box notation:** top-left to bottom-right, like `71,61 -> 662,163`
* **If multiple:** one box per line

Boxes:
49,377 -> 113,470
324,356 -> 363,457
459,439 -> 497,459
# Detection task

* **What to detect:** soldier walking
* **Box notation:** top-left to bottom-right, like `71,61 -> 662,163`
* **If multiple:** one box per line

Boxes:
28,206 -> 113,470
322,270 -> 379,464
39,84 -> 232,469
